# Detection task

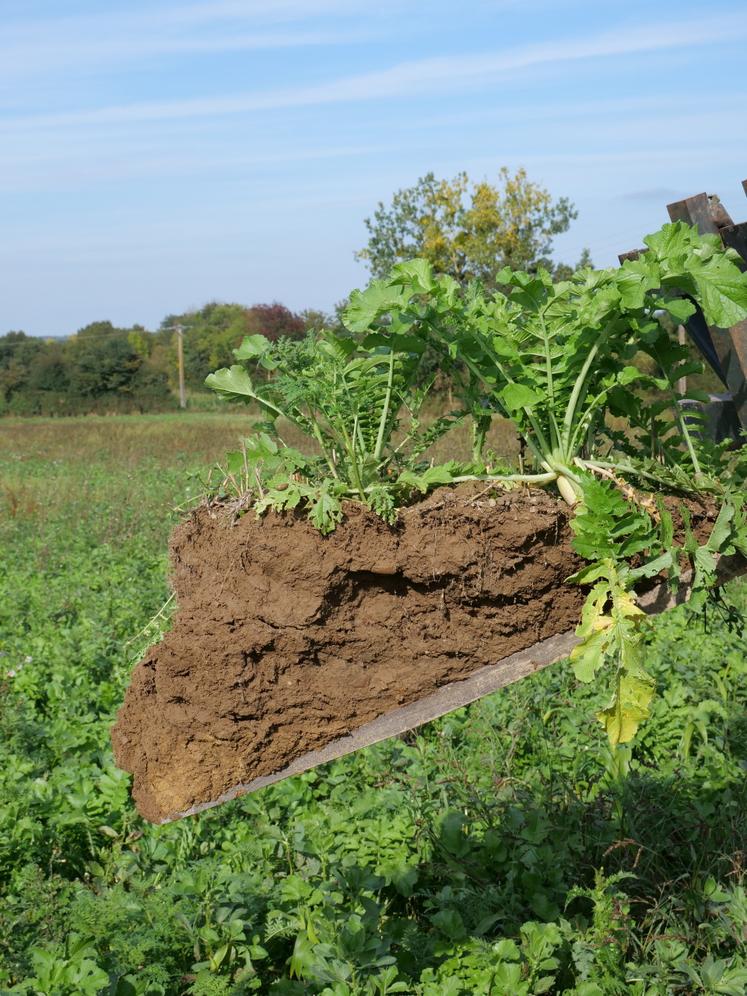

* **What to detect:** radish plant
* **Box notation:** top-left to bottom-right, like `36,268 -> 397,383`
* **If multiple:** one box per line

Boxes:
344,222 -> 747,745
206,330 -> 464,532
206,222 -> 747,746
346,223 -> 747,503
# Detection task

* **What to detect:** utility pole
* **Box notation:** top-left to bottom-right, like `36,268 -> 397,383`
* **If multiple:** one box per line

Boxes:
165,323 -> 187,409
175,324 -> 186,409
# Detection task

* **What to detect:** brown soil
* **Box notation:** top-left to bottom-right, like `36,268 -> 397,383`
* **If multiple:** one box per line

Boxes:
111,485 -> 714,823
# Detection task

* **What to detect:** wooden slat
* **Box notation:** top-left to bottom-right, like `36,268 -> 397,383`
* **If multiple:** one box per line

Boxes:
721,221 -> 747,265
667,192 -> 747,429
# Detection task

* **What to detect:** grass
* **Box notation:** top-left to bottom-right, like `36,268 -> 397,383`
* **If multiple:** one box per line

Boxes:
0,412 -> 745,995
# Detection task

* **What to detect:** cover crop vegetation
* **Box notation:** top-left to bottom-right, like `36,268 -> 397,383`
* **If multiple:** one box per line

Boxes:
206,331 -> 464,531
1,416 -> 746,993
207,222 -> 747,749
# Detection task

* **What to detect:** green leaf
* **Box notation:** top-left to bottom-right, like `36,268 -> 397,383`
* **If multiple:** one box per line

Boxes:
565,561 -> 611,585
243,432 -> 279,459
616,256 -> 661,309
691,261 -> 747,328
362,332 -> 425,355
289,933 -> 317,978
628,550 -> 674,581
643,221 -> 692,260
431,909 -> 466,941
307,489 -> 343,534
645,222 -> 747,327
499,382 -> 541,412
234,334 -> 271,359
318,331 -> 358,361
344,282 -> 409,332
391,258 -> 438,293
396,464 -> 455,494
571,628 -> 609,684
616,366 -> 644,386
205,365 -> 260,400
694,546 -> 717,576
494,939 -> 520,961
660,297 -> 697,323
706,499 -> 737,552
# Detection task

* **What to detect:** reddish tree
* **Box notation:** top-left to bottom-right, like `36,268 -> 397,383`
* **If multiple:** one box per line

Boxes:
245,302 -> 306,342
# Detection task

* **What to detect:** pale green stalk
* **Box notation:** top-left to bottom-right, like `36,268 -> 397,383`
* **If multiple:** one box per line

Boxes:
538,309 -> 562,451
560,324 -> 613,457
373,350 -> 396,462
450,471 -> 558,485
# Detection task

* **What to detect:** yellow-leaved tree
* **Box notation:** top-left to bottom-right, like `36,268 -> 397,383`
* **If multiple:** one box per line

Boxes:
356,167 -> 589,287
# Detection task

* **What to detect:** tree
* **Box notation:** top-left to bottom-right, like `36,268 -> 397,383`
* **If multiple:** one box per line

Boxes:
161,301 -> 307,389
356,167 -> 586,287
160,304 -> 252,388
0,332 -> 51,401
27,343 -> 68,392
64,323 -> 142,397
245,302 -> 305,342
299,307 -> 337,333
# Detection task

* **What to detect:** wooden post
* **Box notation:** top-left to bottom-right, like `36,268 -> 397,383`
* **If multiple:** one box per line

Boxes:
666,188 -> 747,431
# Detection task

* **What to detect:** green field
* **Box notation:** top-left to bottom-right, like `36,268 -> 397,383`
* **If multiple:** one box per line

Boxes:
1,413 -> 746,995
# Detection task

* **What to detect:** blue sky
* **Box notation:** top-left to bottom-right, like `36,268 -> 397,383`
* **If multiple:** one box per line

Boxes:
3,0 -> 747,335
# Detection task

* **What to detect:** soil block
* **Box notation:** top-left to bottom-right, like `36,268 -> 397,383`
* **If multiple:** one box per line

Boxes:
111,484 -> 716,823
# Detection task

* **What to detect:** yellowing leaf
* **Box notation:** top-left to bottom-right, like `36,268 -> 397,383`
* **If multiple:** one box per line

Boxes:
614,590 -> 645,621
597,668 -> 655,746
570,629 -> 609,683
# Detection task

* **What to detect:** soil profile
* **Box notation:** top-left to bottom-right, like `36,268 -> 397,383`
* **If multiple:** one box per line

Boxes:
111,485 -> 712,823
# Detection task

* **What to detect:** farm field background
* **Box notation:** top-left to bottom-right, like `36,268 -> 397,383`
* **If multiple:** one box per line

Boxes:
1,413 -> 746,995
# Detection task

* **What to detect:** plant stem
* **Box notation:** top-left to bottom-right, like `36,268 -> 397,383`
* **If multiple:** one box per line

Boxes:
561,324 -> 612,455
335,419 -> 367,500
373,349 -> 395,462
451,471 -> 558,485
566,388 -> 608,460
650,339 -> 703,479
539,309 -> 562,450
673,397 -> 702,479
307,415 -> 340,481
581,458 -> 693,491
471,413 -> 491,463
556,475 -> 580,506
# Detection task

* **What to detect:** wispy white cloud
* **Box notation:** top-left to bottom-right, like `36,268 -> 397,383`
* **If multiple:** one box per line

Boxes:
0,141 -> 394,190
150,0 -> 370,27
3,12 -> 745,131
0,28 -> 374,78
405,91 -> 747,132
1,0 -> 390,78
5,0 -> 365,36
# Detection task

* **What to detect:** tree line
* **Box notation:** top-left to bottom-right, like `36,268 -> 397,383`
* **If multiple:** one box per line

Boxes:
0,303 -> 317,415
1,167 -> 586,415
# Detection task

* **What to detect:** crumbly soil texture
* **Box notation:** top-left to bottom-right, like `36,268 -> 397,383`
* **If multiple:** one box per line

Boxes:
111,485 -> 709,823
